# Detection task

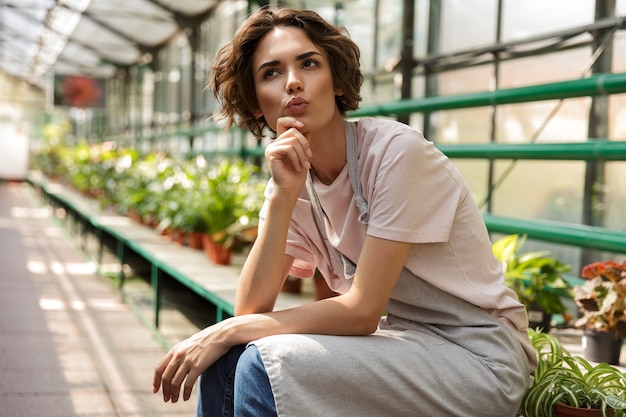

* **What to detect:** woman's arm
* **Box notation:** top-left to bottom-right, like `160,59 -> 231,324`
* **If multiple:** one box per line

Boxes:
232,235 -> 411,336
235,116 -> 312,314
153,234 -> 410,403
234,191 -> 298,315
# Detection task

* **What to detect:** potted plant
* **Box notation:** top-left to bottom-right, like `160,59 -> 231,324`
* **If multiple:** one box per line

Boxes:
574,260 -> 626,365
492,234 -> 573,331
521,329 -> 626,417
198,159 -> 263,265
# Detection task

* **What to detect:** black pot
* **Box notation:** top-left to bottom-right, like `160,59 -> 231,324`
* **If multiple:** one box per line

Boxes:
527,307 -> 552,333
582,327 -> 623,365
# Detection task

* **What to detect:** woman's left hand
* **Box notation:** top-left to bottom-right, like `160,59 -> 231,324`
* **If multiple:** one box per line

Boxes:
153,324 -> 230,403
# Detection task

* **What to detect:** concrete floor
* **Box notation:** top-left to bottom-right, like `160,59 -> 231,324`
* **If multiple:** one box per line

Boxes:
0,181 -> 197,417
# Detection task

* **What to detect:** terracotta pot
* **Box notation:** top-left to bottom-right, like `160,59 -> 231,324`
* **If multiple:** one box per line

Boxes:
187,232 -> 204,250
582,327 -> 623,365
171,229 -> 184,244
127,209 -> 142,223
201,234 -> 232,265
554,403 -> 613,417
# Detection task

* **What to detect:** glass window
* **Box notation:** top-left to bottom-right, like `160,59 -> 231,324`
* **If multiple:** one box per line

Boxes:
604,162 -> 626,252
499,48 -> 590,89
495,98 -> 591,143
440,0 -> 498,54
501,0 -> 594,42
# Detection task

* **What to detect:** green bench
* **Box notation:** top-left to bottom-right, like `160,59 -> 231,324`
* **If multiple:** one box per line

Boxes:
28,171 -> 314,332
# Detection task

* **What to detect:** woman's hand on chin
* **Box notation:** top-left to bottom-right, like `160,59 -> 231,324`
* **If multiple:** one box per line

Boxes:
265,117 -> 312,193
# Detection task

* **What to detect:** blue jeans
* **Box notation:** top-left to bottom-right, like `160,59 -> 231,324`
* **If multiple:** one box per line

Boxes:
196,345 -> 278,417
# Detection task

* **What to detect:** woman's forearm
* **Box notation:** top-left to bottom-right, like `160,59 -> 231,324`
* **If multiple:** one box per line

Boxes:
225,293 -> 381,348
235,190 -> 299,315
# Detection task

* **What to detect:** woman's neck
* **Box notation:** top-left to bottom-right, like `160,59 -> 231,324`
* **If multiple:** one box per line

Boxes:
308,116 -> 347,185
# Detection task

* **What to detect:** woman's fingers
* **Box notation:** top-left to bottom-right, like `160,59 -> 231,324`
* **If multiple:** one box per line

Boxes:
152,352 -> 172,394
153,324 -> 228,403
183,368 -> 202,401
276,117 -> 311,167
276,116 -> 303,136
169,361 -> 192,403
153,349 -> 191,403
267,128 -> 311,174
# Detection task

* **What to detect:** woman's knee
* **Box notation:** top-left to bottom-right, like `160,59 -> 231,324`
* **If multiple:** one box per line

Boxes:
196,345 -> 246,417
234,345 -> 277,417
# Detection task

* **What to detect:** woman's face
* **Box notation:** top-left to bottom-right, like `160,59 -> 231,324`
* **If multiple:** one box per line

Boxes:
251,25 -> 343,134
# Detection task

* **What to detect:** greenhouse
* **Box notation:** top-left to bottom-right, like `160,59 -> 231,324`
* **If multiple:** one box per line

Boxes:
1,0 -> 625,416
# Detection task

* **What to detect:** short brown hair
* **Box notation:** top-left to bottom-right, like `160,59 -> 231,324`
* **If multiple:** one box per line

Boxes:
209,7 -> 363,138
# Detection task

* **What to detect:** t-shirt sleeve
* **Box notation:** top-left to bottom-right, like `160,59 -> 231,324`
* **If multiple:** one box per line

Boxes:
365,129 -> 465,243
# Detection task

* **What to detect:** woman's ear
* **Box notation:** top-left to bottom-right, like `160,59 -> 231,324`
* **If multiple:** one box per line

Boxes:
252,108 -> 263,118
335,87 -> 344,96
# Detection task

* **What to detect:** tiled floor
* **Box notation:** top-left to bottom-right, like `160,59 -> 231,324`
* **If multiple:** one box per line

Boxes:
0,181 -> 196,417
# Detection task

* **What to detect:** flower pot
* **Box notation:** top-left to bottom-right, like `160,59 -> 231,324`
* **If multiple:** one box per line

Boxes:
201,234 -> 232,265
527,304 -> 552,333
554,403 -> 612,417
582,327 -> 623,365
171,229 -> 184,245
187,232 -> 204,250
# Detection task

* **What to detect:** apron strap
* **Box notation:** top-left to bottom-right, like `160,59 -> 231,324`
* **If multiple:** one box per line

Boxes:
306,171 -> 345,274
345,121 -> 368,226
306,121 -> 368,279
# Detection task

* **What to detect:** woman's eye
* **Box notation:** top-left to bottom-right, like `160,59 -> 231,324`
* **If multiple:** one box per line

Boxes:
303,59 -> 319,68
263,69 -> 278,79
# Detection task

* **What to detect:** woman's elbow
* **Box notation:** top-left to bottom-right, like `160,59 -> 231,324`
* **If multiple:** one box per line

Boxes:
234,297 -> 276,316
346,304 -> 384,335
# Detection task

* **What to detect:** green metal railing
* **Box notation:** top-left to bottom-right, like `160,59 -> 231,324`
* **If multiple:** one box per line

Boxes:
436,140 -> 626,161
352,72 -> 626,117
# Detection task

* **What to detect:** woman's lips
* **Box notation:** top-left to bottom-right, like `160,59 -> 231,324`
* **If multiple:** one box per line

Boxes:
286,98 -> 308,115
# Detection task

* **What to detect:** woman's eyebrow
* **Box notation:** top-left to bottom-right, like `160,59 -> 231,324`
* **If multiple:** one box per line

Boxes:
256,51 -> 323,74
296,51 -> 322,61
256,60 -> 279,74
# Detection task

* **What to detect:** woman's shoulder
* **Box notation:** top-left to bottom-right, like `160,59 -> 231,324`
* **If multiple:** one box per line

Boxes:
355,117 -> 437,161
356,116 -> 421,136
356,117 -> 428,148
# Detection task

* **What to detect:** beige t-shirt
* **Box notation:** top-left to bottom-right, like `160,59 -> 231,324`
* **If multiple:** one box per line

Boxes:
259,117 -> 535,366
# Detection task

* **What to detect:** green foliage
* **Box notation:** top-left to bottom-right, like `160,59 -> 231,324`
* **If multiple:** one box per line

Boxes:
33,122 -> 72,179
34,134 -> 267,249
197,159 -> 264,244
493,234 -> 572,316
522,331 -> 626,417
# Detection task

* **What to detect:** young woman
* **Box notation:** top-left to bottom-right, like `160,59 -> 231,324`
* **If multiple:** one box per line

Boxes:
153,7 -> 535,417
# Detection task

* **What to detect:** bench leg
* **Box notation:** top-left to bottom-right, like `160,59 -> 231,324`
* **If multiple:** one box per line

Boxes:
152,265 -> 162,329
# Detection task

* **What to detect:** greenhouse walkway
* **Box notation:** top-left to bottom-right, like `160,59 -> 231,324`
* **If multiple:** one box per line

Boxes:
0,180 -> 196,417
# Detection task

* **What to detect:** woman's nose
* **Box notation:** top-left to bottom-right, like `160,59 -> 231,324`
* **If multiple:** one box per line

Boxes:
286,71 -> 303,93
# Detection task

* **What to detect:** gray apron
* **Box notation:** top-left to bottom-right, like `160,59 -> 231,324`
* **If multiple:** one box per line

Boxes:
252,121 -> 530,417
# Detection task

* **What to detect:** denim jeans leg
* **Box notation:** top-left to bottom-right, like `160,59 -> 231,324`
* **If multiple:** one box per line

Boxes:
234,345 -> 278,417
196,345 -> 246,417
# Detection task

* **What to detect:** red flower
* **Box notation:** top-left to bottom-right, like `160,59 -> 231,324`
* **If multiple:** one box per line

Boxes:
580,260 -> 626,282
62,76 -> 102,108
